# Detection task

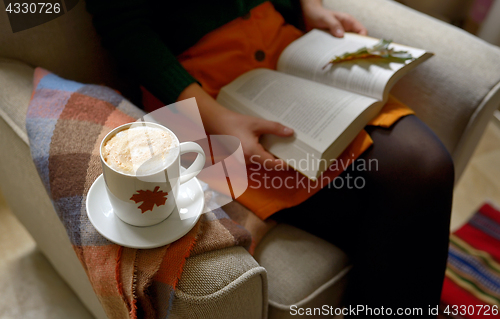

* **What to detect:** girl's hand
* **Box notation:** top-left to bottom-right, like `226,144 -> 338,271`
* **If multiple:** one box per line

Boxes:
178,83 -> 294,170
300,0 -> 367,38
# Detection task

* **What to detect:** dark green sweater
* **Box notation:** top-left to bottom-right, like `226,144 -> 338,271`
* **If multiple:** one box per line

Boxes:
85,0 -> 301,105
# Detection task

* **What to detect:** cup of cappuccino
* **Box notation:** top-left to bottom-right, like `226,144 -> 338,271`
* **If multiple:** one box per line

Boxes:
100,122 -> 205,226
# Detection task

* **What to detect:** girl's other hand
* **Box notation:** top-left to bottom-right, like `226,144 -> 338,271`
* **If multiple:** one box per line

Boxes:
300,0 -> 368,38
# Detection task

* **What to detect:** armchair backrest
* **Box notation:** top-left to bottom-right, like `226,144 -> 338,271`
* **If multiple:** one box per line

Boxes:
0,1 -> 127,92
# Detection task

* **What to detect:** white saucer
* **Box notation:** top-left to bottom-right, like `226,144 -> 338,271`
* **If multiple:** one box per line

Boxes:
86,174 -> 204,249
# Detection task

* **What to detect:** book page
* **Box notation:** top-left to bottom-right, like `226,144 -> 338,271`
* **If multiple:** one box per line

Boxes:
217,68 -> 378,153
277,29 -> 428,101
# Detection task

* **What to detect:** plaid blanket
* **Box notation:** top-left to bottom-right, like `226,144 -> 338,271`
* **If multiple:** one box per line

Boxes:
26,68 -> 275,318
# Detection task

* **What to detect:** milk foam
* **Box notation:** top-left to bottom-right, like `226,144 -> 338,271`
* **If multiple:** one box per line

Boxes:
102,126 -> 177,175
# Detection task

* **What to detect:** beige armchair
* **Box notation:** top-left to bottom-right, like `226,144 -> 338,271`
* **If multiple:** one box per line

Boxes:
1,0 -> 500,318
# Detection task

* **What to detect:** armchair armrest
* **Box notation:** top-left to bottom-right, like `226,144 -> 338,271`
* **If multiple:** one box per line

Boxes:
324,0 -> 500,180
0,58 -> 267,319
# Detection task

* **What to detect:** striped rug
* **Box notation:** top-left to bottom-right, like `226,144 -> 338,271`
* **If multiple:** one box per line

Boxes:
440,203 -> 500,319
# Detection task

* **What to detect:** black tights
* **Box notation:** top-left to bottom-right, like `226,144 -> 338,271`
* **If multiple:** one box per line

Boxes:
271,115 -> 454,317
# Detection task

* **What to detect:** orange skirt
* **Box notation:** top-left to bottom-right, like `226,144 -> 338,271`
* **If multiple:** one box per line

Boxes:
143,1 -> 414,220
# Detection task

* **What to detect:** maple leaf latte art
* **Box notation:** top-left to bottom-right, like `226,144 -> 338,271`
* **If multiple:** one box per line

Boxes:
102,126 -> 178,175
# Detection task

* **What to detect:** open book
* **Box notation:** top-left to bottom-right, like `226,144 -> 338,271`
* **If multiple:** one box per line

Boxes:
217,29 -> 433,180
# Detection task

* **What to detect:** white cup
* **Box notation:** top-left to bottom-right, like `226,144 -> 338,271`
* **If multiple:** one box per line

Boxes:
100,122 -> 205,226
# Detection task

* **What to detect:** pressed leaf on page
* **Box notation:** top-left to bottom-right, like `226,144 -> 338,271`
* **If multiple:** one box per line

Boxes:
323,39 -> 415,69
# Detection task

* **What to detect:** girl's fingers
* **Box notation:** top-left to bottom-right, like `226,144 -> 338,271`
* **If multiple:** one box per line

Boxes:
255,119 -> 294,137
335,12 -> 368,35
323,14 -> 345,37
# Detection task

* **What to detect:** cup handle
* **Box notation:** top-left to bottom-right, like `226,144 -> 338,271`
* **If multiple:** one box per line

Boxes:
179,142 -> 206,184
